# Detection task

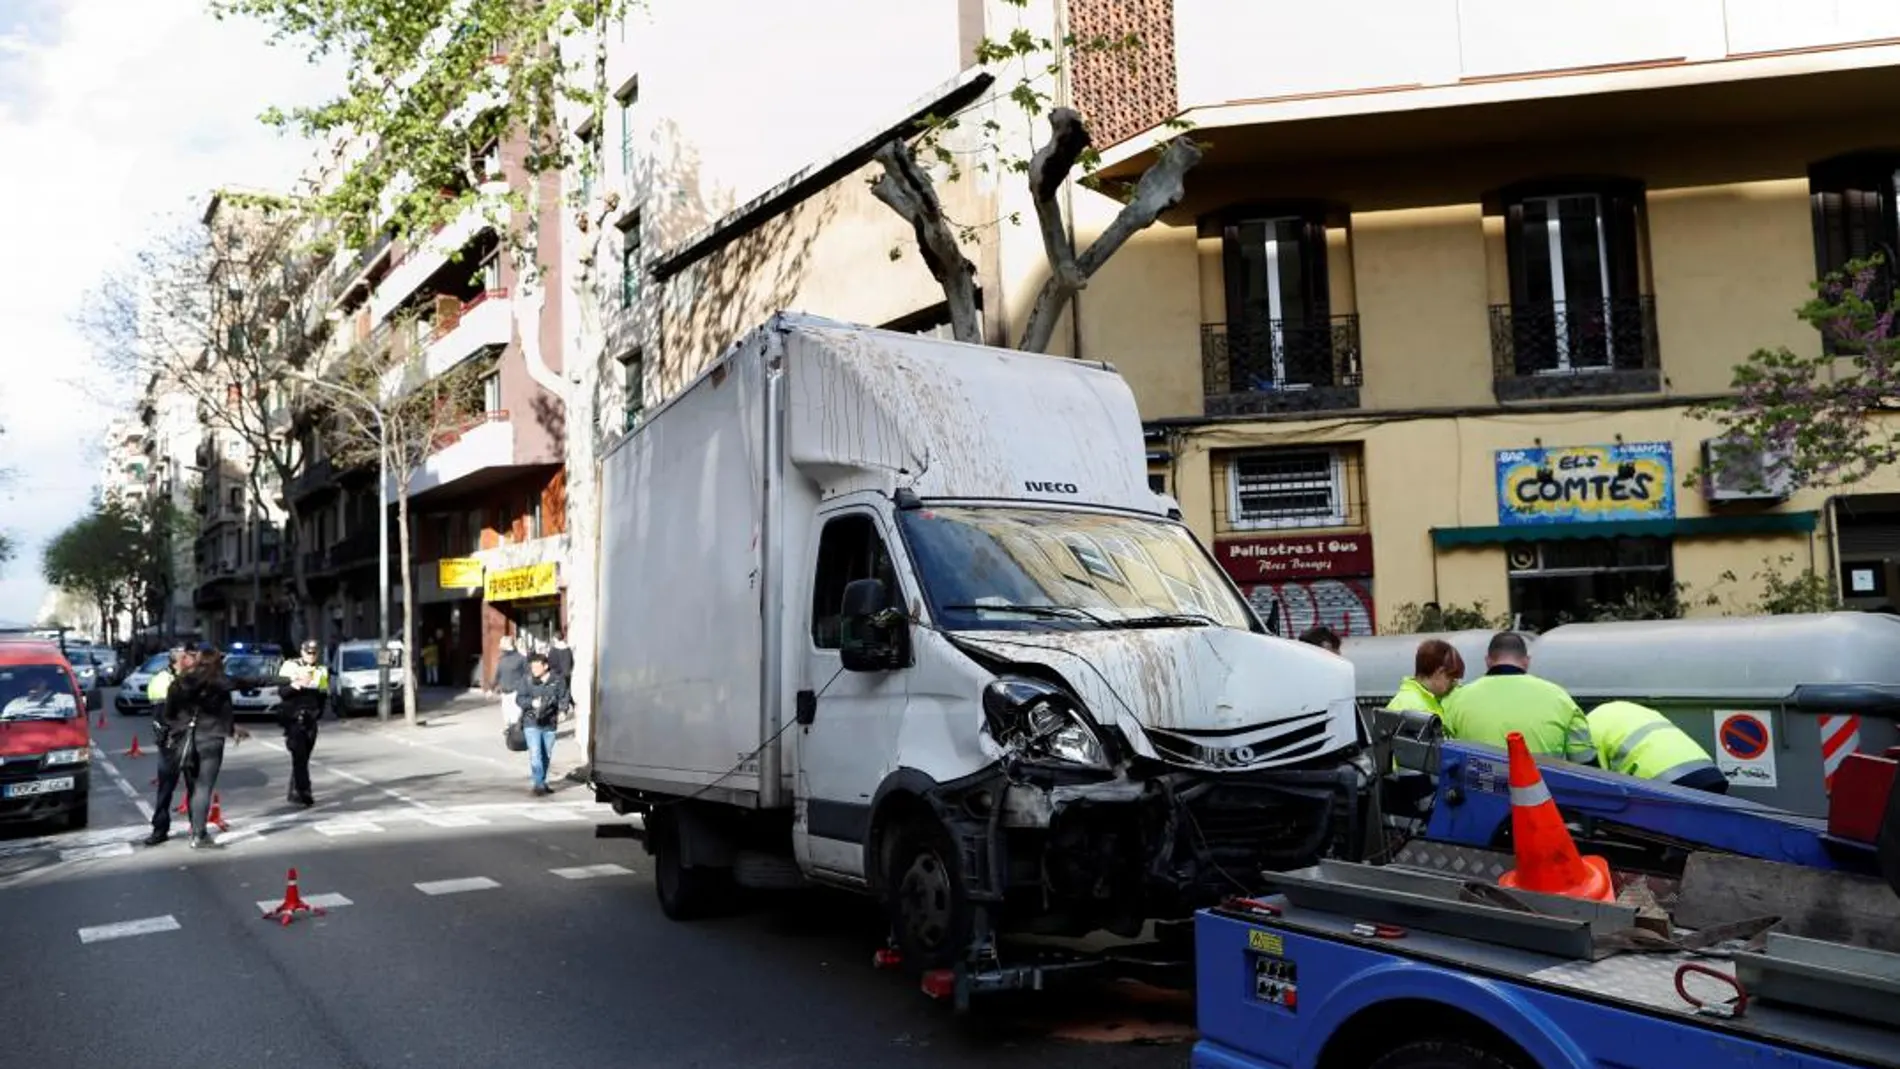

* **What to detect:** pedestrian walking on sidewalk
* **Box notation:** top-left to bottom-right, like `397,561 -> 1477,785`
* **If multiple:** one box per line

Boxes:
146,645 -> 254,848
421,635 -> 441,687
277,639 -> 329,807
490,635 -> 528,729
516,653 -> 570,796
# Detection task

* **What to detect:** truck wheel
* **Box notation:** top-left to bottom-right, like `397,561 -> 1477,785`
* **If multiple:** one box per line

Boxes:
652,813 -> 734,921
883,817 -> 972,974
1369,1039 -> 1529,1069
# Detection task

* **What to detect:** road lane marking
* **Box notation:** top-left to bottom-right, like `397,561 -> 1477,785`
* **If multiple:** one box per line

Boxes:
420,813 -> 489,828
314,820 -> 385,836
60,842 -> 134,863
550,864 -> 633,880
256,892 -> 353,913
415,876 -> 499,895
250,737 -> 436,811
78,915 -> 181,944
521,807 -> 585,823
89,742 -> 155,822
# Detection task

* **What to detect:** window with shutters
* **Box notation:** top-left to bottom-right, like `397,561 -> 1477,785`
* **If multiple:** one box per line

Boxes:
1225,448 -> 1349,531
1491,180 -> 1659,400
1200,206 -> 1362,415
1809,153 -> 1899,315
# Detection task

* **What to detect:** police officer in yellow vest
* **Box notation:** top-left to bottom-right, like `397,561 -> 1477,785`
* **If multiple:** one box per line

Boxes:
1441,631 -> 1595,764
277,639 -> 330,808
147,646 -> 182,705
1586,700 -> 1728,793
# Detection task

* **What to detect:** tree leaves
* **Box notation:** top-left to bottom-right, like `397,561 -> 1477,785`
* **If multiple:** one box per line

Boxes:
41,499 -> 171,631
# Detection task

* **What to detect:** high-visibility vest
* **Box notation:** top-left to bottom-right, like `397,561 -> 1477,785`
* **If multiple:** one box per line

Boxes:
1585,701 -> 1717,782
287,662 -> 329,694
1441,670 -> 1594,763
1384,677 -> 1444,717
147,669 -> 174,703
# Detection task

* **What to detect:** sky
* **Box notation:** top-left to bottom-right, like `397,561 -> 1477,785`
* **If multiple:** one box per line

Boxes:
0,0 -> 339,623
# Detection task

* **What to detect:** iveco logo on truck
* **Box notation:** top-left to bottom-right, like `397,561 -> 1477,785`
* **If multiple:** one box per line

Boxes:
1025,481 -> 1079,494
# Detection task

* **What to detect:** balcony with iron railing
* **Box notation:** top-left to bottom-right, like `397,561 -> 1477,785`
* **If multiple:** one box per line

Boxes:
1489,295 -> 1661,402
289,454 -> 339,503
1201,315 -> 1363,416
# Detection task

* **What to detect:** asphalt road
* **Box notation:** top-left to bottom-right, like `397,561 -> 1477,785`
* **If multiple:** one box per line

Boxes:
0,689 -> 1194,1069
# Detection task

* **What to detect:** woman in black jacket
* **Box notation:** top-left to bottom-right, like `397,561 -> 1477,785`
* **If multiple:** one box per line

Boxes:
158,647 -> 252,848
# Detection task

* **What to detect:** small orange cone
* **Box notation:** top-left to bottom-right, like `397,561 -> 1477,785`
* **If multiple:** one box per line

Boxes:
208,793 -> 228,832
262,867 -> 324,926
125,736 -> 143,758
96,712 -> 107,729
175,793 -> 188,815
1497,732 -> 1615,903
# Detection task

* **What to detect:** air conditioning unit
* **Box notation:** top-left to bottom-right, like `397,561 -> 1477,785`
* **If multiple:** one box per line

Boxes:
1702,436 -> 1793,502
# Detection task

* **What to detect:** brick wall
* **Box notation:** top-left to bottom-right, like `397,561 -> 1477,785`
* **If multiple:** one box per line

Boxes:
1067,0 -> 1179,147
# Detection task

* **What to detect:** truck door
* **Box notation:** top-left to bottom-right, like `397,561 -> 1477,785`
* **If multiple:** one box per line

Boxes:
795,508 -> 909,881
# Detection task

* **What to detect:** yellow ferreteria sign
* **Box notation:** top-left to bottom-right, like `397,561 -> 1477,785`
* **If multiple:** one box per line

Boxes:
438,558 -> 485,589
485,562 -> 558,602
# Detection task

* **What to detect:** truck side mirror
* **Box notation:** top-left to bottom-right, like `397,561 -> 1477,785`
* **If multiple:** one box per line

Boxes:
839,577 -> 904,672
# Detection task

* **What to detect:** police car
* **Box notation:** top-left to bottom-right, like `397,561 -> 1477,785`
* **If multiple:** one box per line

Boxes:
115,653 -> 172,715
226,654 -> 284,717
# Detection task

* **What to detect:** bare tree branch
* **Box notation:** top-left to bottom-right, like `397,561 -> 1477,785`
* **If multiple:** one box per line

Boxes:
872,139 -> 982,344
1026,107 -> 1089,294
1018,133 -> 1203,353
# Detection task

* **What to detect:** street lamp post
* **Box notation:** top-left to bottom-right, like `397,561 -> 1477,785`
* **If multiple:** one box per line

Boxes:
293,374 -> 393,723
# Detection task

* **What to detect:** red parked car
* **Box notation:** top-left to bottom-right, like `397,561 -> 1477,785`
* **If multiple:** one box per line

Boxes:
0,638 -> 92,830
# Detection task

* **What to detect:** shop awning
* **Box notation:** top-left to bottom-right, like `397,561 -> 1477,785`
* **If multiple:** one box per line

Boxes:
1430,511 -> 1819,548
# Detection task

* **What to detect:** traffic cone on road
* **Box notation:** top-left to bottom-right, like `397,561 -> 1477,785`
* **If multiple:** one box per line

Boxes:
125,735 -> 143,758
262,867 -> 324,926
96,712 -> 107,729
1496,732 -> 1615,903
175,793 -> 188,815
208,793 -> 228,832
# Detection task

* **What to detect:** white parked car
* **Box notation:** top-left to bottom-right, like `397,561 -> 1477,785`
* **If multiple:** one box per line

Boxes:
226,654 -> 284,718
115,653 -> 173,715
329,639 -> 404,717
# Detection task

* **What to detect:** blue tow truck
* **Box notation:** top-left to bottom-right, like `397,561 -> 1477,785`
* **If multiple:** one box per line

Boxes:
1191,717 -> 1900,1069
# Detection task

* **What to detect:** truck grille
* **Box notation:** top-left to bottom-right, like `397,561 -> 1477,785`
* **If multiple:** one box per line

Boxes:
1177,782 -> 1336,873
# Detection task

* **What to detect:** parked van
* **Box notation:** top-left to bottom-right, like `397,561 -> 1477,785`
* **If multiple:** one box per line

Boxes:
0,637 -> 93,830
330,639 -> 404,717
589,314 -> 1371,971
1344,613 -> 1900,816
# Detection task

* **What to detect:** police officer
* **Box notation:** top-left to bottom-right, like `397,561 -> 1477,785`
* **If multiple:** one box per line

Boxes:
147,645 -> 182,705
1585,700 -> 1727,793
1441,631 -> 1595,764
143,646 -> 191,847
278,639 -> 329,807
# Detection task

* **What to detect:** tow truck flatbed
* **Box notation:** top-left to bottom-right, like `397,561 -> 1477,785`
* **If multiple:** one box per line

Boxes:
1194,895 -> 1899,1069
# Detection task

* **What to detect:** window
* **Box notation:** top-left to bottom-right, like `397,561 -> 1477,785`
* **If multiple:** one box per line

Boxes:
1148,472 -> 1168,494
475,138 -> 502,182
481,372 -> 501,414
809,514 -> 900,649
1216,211 -> 1334,389
1810,153 -> 1899,308
1498,181 -> 1648,377
227,488 -> 243,513
615,78 -> 638,178
618,349 -> 645,431
1227,449 -> 1347,530
224,440 -> 243,459
577,124 -> 600,207
226,323 -> 246,355
1507,537 -> 1674,633
477,248 -> 502,293
524,490 -> 543,540
618,215 -> 641,308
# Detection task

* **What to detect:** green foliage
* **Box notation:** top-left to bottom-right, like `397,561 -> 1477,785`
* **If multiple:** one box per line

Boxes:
217,0 -> 635,249
1384,600 -> 1511,634
1568,582 -> 1701,624
1708,555 -> 1842,615
41,500 -> 159,626
1689,255 -> 1900,492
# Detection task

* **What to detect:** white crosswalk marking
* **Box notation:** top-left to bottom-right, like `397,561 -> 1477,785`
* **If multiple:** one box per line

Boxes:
60,842 -> 134,863
521,807 -> 585,823
79,915 -> 180,944
550,864 -> 633,880
415,876 -> 499,896
255,892 -> 354,912
420,813 -> 489,828
314,820 -> 385,836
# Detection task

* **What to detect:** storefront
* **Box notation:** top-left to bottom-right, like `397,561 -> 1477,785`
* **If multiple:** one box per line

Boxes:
484,561 -> 565,656
1214,532 -> 1375,637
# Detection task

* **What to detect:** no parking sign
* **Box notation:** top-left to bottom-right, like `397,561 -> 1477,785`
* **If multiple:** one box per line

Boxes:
1713,710 -> 1777,788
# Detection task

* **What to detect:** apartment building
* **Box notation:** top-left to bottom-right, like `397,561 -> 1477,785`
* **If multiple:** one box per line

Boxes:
1010,0 -> 1900,634
97,417 -> 147,506
136,373 -> 203,642
291,113 -> 571,686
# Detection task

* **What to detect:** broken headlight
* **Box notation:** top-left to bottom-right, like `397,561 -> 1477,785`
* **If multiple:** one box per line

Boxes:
982,678 -> 1109,769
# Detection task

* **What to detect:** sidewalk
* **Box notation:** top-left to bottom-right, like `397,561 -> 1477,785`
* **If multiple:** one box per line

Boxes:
338,686 -> 587,783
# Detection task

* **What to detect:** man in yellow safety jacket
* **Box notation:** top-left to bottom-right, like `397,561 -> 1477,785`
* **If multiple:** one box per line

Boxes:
1441,631 -> 1595,764
147,646 -> 181,704
1585,700 -> 1728,793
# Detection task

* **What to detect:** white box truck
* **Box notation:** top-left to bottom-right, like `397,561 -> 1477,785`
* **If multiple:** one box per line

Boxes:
589,313 -> 1371,978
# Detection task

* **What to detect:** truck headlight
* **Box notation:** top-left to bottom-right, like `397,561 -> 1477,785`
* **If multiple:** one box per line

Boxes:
982,678 -> 1109,769
45,748 -> 90,766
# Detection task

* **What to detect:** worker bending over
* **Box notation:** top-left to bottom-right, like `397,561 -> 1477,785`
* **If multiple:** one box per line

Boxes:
1442,631 -> 1595,764
1585,700 -> 1728,793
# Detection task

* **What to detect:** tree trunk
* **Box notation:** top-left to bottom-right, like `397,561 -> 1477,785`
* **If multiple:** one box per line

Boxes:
397,480 -> 420,726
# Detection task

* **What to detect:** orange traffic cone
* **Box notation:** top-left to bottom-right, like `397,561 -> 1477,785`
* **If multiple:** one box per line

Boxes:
1496,732 -> 1615,903
175,793 -> 188,815
262,867 -> 325,926
125,735 -> 143,758
208,793 -> 228,832
96,712 -> 107,729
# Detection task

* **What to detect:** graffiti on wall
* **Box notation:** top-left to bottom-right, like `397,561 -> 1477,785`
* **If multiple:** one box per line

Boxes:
1243,579 -> 1376,638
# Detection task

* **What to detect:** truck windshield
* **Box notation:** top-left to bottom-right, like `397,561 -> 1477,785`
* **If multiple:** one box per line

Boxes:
897,505 -> 1255,633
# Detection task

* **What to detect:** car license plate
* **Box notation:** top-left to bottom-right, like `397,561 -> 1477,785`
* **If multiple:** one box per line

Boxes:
5,776 -> 75,798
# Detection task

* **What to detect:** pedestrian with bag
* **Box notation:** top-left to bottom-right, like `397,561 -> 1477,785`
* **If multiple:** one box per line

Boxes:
143,646 -> 191,846
515,653 -> 570,796
277,639 -> 329,807
491,635 -> 528,729
146,645 -> 254,849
